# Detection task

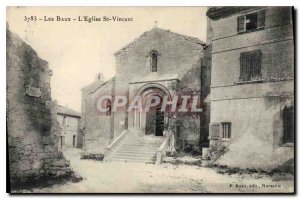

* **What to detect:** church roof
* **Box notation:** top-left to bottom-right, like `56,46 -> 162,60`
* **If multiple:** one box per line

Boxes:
56,105 -> 81,118
81,77 -> 115,94
114,27 -> 206,55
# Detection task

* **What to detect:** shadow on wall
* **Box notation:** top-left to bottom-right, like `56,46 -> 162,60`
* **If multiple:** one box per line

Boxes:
168,65 -> 203,153
273,108 -> 284,149
214,128 -> 293,171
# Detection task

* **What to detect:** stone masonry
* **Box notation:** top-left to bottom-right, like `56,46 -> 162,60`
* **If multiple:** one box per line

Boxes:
81,27 -> 209,155
7,26 -> 74,188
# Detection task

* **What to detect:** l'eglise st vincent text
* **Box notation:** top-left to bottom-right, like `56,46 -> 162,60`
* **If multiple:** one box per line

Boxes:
43,16 -> 134,23
79,16 -> 134,23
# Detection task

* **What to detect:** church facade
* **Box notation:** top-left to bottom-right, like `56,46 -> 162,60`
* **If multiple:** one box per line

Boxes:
81,27 -> 209,155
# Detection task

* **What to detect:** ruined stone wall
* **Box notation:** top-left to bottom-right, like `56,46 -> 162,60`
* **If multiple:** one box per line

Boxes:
7,28 -> 73,187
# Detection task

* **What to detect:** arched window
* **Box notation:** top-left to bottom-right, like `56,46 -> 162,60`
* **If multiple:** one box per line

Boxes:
150,52 -> 158,72
105,99 -> 112,116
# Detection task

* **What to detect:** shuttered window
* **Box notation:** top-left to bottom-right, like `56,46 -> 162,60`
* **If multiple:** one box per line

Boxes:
240,50 -> 262,81
257,10 -> 266,28
237,16 -> 246,33
211,123 -> 220,139
237,10 -> 266,33
283,106 -> 294,143
222,123 -> 231,139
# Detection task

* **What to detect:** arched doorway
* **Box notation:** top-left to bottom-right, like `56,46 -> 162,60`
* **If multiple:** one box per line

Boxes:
133,84 -> 171,136
144,93 -> 164,136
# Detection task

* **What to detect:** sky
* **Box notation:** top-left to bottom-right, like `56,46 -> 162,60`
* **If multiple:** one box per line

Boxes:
7,7 -> 207,112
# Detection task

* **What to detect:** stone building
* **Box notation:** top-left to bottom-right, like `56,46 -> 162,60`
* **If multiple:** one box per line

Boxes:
7,27 -> 73,188
206,7 -> 294,170
56,105 -> 82,149
81,27 -> 209,161
81,74 -> 115,154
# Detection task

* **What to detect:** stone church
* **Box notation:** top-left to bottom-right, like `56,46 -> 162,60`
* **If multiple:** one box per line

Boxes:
81,27 -> 210,162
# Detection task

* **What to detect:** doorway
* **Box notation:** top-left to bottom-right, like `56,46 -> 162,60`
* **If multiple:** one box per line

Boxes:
145,105 -> 164,136
134,85 -> 171,137
283,106 -> 294,143
155,106 -> 164,136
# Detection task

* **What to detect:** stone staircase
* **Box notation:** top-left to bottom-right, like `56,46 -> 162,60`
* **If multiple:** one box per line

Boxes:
108,135 -> 164,163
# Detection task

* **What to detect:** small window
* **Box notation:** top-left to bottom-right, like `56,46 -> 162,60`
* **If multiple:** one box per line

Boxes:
240,50 -> 262,82
150,52 -> 158,72
237,10 -> 266,33
221,122 -> 231,139
73,135 -> 76,147
105,99 -> 112,116
61,136 -> 65,145
63,116 -> 67,126
283,106 -> 294,143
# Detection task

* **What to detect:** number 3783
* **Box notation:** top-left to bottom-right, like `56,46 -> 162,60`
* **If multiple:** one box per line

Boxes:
24,16 -> 37,22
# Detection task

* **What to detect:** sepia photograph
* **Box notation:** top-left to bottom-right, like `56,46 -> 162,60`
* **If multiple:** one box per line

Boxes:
6,6 -> 295,193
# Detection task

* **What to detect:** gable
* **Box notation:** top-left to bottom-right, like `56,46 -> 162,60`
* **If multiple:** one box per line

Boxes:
82,77 -> 115,94
114,27 -> 206,56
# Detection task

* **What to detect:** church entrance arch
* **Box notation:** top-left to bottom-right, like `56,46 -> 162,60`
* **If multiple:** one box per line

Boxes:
133,84 -> 171,136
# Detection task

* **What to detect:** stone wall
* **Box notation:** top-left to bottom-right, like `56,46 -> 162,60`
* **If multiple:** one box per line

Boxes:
81,78 -> 115,154
7,28 -> 73,188
82,27 -> 208,154
210,7 -> 293,87
211,93 -> 294,169
207,7 -> 294,170
200,45 -> 212,147
114,27 -> 205,144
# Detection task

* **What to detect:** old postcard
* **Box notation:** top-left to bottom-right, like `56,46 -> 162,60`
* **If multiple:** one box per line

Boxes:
6,6 -> 295,193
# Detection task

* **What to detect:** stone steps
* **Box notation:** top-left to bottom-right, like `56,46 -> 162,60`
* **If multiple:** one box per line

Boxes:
112,154 -> 156,159
120,145 -> 160,149
108,134 -> 163,163
114,150 -> 158,154
124,141 -> 162,144
109,157 -> 156,163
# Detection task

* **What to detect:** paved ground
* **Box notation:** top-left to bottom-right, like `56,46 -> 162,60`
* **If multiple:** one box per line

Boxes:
32,147 -> 294,193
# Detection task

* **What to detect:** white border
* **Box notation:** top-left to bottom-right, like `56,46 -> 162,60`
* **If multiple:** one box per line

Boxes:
1,0 -> 298,198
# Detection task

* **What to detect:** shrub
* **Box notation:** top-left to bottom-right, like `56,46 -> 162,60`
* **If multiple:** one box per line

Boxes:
80,153 -> 104,161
